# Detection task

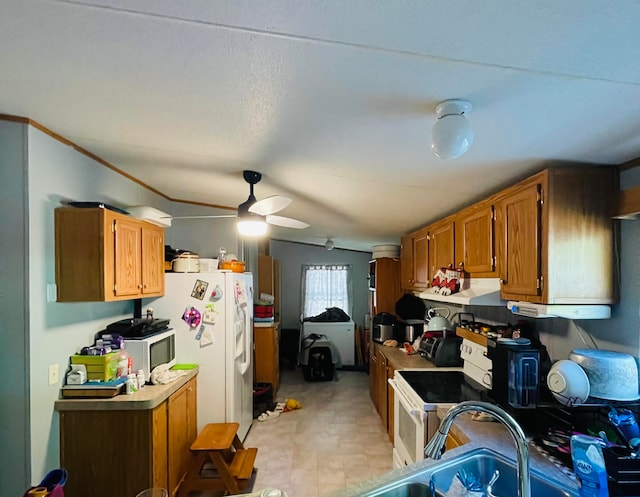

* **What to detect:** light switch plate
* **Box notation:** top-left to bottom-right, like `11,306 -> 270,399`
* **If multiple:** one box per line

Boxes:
46,284 -> 57,303
48,363 -> 59,386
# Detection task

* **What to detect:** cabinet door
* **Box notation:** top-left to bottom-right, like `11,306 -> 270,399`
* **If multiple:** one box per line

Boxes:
254,325 -> 280,396
373,258 -> 401,315
498,183 -> 541,297
377,349 -> 388,427
400,234 -> 414,289
429,220 -> 455,277
456,204 -> 495,273
167,378 -> 197,496
369,348 -> 378,408
141,225 -> 165,295
413,229 -> 430,289
114,218 -> 142,297
387,362 -> 395,443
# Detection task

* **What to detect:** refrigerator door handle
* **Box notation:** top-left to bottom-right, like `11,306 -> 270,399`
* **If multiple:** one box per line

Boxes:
237,309 -> 251,375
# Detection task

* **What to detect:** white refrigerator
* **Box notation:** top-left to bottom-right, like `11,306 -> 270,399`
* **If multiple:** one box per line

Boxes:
148,271 -> 254,441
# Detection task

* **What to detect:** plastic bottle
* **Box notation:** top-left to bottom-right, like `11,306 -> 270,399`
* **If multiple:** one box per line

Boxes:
217,247 -> 226,268
608,408 -> 640,444
126,373 -> 138,394
571,434 -> 608,497
137,369 -> 146,389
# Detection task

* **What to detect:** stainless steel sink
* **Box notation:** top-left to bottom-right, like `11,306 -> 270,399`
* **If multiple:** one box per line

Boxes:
360,448 -> 578,497
364,483 -> 431,497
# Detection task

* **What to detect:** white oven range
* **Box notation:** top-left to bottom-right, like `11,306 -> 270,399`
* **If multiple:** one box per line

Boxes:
389,339 -> 491,467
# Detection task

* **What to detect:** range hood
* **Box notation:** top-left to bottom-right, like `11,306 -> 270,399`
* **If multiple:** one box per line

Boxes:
507,301 -> 611,320
418,278 -> 504,306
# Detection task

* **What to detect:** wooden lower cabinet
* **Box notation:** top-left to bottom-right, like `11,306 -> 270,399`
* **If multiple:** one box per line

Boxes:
387,362 -> 395,444
377,349 -> 388,427
369,346 -> 395,441
369,348 -> 378,409
167,379 -> 198,495
254,323 -> 280,396
59,377 -> 197,497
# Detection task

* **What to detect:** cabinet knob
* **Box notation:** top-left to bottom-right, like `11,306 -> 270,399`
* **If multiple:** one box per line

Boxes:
499,278 -> 506,285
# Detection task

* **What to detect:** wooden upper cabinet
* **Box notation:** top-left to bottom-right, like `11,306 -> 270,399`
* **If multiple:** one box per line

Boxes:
400,233 -> 414,288
455,202 -> 496,274
369,257 -> 402,316
400,229 -> 429,290
114,218 -> 142,297
258,254 -> 281,321
55,207 -> 165,302
413,228 -> 430,289
141,225 -> 165,295
496,168 -> 616,304
428,218 -> 455,277
496,183 -> 542,298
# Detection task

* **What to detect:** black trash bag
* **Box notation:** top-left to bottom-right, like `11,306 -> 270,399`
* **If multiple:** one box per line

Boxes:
303,307 -> 351,322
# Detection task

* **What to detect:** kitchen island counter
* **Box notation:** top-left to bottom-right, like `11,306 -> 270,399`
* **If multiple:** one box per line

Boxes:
55,368 -> 199,497
323,404 -> 577,497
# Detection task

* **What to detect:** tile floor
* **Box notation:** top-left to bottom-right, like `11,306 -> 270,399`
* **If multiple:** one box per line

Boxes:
245,368 -> 394,497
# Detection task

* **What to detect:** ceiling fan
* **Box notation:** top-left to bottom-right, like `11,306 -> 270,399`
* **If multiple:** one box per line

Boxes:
172,170 -> 309,236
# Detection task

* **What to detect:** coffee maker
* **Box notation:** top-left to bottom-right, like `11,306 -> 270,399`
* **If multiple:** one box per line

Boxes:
487,338 -> 545,409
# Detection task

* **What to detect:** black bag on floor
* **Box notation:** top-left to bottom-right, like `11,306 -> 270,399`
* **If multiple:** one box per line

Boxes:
253,382 -> 274,418
299,334 -> 336,382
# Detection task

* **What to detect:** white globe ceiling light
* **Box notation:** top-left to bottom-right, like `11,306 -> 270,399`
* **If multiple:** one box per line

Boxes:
430,99 -> 474,159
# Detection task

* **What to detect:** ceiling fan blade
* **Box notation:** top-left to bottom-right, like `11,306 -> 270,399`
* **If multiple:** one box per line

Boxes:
249,195 -> 291,216
266,215 -> 310,229
170,215 -> 237,220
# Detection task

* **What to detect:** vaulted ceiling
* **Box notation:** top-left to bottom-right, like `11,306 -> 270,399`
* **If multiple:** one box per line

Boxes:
2,1 -> 640,251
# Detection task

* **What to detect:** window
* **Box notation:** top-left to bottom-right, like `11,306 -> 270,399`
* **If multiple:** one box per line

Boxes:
301,264 -> 353,319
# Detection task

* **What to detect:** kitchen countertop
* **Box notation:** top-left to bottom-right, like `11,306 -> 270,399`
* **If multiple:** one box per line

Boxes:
374,343 -> 438,369
323,403 -> 578,497
54,367 -> 198,411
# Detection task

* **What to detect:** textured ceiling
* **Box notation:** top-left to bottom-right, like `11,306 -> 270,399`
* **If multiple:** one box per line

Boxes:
2,0 -> 640,251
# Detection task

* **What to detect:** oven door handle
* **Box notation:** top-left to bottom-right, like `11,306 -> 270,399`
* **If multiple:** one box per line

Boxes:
389,378 -> 425,418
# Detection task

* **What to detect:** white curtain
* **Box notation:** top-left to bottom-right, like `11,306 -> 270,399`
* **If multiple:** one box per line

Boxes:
301,264 -> 353,319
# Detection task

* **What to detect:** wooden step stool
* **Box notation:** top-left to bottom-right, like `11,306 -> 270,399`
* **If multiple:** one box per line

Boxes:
178,422 -> 258,497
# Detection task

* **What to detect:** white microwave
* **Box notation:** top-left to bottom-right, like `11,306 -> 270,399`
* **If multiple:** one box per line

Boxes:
124,328 -> 176,381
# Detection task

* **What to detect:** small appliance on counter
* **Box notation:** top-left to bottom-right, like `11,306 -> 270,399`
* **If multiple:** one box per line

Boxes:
372,312 -> 396,343
487,337 -> 545,409
394,293 -> 427,344
104,317 -> 170,338
419,332 -> 463,367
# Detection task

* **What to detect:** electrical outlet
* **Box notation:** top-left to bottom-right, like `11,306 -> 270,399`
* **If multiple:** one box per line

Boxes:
48,363 -> 59,386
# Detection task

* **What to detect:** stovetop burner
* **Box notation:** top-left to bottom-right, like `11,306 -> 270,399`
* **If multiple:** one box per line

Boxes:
397,370 -> 490,405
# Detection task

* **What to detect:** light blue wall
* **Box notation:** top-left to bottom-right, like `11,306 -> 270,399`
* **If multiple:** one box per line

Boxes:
0,121 -> 30,496
0,121 -> 244,494
270,239 -> 372,331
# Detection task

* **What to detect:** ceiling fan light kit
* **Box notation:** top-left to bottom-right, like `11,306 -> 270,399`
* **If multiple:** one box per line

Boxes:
171,170 -> 308,237
237,218 -> 269,237
430,99 -> 474,159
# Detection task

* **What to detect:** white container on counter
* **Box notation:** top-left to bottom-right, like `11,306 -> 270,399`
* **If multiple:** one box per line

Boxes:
172,253 -> 200,272
199,258 -> 219,272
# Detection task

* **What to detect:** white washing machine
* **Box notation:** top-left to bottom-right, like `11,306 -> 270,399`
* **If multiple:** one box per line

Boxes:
301,320 -> 355,366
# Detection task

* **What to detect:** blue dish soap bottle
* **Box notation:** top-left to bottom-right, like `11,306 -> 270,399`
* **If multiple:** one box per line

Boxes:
570,434 -> 608,497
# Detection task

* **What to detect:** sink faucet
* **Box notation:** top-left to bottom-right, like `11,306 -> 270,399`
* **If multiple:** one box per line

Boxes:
424,401 -> 531,497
